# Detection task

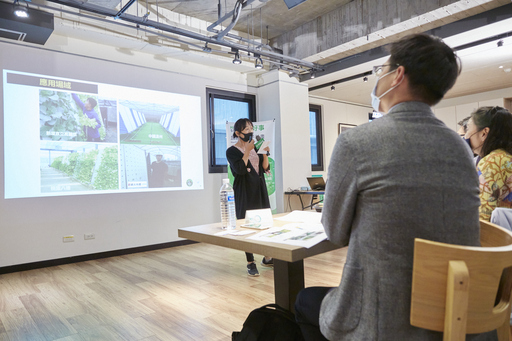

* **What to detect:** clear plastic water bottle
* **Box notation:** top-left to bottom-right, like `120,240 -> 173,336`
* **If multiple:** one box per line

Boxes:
220,178 -> 236,230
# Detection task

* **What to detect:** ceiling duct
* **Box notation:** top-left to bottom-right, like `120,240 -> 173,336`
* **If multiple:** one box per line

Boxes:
33,0 -> 320,73
0,1 -> 54,45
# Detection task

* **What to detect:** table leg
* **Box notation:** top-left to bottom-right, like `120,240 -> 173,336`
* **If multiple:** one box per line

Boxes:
298,194 -> 305,211
273,259 -> 305,312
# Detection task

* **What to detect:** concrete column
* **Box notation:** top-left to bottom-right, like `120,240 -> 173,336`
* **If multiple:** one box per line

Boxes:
254,70 -> 311,213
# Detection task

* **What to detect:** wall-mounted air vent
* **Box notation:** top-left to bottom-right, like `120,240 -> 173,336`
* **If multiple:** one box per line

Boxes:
0,27 -> 27,41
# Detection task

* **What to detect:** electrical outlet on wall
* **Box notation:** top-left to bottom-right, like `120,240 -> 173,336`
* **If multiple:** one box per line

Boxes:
63,235 -> 74,243
84,233 -> 95,240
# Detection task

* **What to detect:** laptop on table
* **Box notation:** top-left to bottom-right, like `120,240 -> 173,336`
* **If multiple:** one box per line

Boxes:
307,177 -> 326,191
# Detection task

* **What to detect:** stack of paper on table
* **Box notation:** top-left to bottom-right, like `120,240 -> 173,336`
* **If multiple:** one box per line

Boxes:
247,210 -> 327,248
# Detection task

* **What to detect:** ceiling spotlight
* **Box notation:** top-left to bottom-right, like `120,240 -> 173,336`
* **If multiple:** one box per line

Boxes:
363,77 -> 368,82
310,71 -> 316,79
202,43 -> 212,53
331,85 -> 335,91
232,50 -> 241,65
254,54 -> 263,69
497,40 -> 504,47
255,57 -> 263,69
289,70 -> 299,78
13,0 -> 28,18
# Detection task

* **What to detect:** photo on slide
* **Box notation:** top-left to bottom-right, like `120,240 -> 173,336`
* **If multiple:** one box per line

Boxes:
118,100 -> 180,146
39,89 -> 116,143
98,98 -> 119,143
119,144 -> 182,189
40,141 -> 119,193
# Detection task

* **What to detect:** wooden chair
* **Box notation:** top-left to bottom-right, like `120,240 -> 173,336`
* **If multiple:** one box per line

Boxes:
410,220 -> 512,341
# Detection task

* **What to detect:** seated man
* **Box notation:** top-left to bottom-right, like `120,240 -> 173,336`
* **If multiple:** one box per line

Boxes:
295,33 -> 496,340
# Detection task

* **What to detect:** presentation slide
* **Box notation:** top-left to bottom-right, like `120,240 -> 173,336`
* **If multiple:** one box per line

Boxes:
3,69 -> 203,199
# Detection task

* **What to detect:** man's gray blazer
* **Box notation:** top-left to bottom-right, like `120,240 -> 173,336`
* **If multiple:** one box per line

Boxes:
320,101 -> 497,340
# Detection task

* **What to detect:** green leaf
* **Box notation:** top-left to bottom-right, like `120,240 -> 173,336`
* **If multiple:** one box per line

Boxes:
40,112 -> 51,122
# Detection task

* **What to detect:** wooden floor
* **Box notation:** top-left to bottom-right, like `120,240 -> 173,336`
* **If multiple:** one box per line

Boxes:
0,243 -> 347,341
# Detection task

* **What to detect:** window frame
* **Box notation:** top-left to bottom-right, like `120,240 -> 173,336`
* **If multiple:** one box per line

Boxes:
309,104 -> 324,172
207,88 -> 256,173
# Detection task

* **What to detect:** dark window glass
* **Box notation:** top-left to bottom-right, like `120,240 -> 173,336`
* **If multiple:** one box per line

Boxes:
207,88 -> 256,173
310,104 -> 324,171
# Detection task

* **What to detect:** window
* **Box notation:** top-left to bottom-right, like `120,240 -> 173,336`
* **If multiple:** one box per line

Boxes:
207,88 -> 256,173
310,104 -> 324,171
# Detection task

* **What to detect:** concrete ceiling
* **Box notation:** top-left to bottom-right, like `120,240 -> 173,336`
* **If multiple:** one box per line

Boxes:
159,0 -> 353,40
308,15 -> 512,106
3,0 -> 511,108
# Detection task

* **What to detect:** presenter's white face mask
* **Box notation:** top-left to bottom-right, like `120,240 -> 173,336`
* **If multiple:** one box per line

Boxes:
370,68 -> 403,113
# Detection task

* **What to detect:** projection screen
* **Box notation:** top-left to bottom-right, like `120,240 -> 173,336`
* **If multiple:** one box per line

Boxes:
3,69 -> 203,199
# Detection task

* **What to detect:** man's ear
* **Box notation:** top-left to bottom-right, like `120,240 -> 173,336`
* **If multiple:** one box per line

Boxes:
392,66 -> 406,86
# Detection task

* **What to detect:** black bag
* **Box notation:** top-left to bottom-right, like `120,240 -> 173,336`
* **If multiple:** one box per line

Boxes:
232,304 -> 305,341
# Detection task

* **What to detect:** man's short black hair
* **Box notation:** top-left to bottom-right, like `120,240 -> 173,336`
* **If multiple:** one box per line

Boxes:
388,33 -> 461,106
87,98 -> 97,108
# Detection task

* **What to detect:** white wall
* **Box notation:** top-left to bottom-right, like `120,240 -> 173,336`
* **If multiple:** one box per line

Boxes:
310,87 -> 511,182
0,37 -> 259,267
308,96 -> 371,178
3,31 -> 509,268
433,87 -> 512,130
46,33 -> 252,88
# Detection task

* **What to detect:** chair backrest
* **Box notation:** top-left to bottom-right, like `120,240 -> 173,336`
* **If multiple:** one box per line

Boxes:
410,220 -> 512,339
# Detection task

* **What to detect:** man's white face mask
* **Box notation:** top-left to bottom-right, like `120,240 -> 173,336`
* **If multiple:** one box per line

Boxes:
370,68 -> 403,113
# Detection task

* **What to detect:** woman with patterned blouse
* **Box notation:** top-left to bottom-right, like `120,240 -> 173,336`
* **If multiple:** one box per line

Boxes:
464,106 -> 512,220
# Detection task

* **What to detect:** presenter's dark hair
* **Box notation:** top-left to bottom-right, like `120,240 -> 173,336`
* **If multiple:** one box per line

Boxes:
471,106 -> 512,157
87,98 -> 98,108
388,33 -> 461,106
232,118 -> 253,138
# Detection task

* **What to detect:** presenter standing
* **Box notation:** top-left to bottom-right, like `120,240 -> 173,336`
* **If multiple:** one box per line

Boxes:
226,118 -> 272,276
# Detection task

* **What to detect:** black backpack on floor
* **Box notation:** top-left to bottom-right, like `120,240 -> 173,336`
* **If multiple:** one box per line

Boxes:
232,304 -> 305,341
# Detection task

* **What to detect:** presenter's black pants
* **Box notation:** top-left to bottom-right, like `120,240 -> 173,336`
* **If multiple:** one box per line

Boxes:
245,252 -> 254,262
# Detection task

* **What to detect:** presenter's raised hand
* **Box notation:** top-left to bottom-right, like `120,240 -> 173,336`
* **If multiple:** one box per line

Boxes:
246,139 -> 255,151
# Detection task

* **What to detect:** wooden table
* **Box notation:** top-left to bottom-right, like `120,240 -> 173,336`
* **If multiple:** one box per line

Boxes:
178,214 -> 341,312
